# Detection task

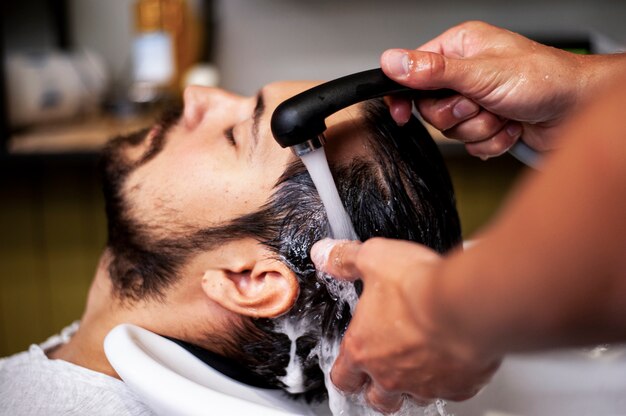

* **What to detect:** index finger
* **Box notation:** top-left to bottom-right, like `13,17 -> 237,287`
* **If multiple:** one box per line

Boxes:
310,238 -> 362,280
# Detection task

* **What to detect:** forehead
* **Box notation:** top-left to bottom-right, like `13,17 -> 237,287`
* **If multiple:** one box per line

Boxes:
323,103 -> 371,165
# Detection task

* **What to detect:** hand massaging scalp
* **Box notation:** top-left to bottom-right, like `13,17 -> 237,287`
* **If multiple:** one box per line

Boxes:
270,69 -> 452,416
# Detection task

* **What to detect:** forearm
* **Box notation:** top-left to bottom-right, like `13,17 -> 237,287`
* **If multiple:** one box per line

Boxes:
428,82 -> 626,360
580,52 -> 626,107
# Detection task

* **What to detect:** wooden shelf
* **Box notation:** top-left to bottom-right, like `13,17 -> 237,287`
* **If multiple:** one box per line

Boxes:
8,113 -> 155,154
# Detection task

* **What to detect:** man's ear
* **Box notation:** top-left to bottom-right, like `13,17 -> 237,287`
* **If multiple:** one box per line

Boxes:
200,240 -> 299,318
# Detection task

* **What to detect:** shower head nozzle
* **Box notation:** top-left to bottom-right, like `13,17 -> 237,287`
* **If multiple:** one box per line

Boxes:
290,135 -> 326,157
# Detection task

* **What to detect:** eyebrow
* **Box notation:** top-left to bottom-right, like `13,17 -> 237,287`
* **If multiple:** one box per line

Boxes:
251,89 -> 265,152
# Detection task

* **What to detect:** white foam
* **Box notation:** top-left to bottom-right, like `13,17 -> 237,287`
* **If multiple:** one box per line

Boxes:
314,270 -> 450,416
276,319 -> 308,394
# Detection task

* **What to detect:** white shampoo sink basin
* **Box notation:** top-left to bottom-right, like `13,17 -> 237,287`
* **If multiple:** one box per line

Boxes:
447,346 -> 626,416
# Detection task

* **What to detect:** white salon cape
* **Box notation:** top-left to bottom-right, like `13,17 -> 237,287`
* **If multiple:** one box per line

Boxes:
0,322 -> 154,416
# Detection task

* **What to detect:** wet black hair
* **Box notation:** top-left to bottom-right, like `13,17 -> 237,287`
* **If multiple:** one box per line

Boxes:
100,98 -> 461,401
229,99 -> 461,401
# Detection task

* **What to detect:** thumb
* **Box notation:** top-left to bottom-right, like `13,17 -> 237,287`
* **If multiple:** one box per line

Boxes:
310,238 -> 363,281
381,49 -> 477,93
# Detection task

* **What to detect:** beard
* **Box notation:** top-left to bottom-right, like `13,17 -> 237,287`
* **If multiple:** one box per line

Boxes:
101,106 -> 182,180
98,105 -> 268,301
99,106 -> 190,301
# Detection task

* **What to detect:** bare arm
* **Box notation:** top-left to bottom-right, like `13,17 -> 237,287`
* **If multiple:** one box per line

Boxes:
382,21 -> 626,158
311,78 -> 626,412
430,83 -> 626,360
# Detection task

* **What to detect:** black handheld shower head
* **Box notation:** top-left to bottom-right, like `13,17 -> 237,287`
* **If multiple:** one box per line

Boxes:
270,68 -> 541,167
270,68 -> 412,156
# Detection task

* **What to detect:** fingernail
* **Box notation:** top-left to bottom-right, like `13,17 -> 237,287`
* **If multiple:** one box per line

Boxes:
391,107 -> 410,126
453,99 -> 479,119
311,238 -> 337,271
506,123 -> 522,138
383,49 -> 409,78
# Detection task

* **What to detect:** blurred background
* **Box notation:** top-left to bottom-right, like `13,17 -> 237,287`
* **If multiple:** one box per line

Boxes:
1,0 -> 624,356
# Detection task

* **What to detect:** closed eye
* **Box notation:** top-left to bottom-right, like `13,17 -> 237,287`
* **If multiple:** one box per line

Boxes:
224,127 -> 236,146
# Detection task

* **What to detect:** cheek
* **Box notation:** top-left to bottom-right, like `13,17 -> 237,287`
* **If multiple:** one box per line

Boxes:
157,161 -> 240,220
186,168 -> 272,223
125,136 -> 291,228
123,145 -> 219,221
131,161 -> 269,228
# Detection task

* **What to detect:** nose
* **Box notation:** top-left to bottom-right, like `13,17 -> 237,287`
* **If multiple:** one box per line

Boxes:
182,86 -> 246,130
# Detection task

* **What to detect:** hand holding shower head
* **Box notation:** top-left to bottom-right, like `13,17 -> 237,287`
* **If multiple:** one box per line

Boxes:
270,68 -> 541,240
270,68 -> 540,167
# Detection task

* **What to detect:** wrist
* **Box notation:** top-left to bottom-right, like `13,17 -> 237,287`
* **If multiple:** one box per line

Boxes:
414,250 -> 501,366
578,53 -> 626,106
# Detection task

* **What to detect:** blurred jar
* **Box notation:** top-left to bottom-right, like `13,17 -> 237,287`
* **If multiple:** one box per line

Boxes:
132,0 -> 203,102
5,50 -> 108,128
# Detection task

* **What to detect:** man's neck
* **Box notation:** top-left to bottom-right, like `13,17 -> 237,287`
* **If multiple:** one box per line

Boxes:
48,253 -> 148,379
47,314 -> 121,378
47,250 -> 230,380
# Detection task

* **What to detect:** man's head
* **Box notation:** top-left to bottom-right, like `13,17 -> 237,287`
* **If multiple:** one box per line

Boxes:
100,81 -> 461,401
